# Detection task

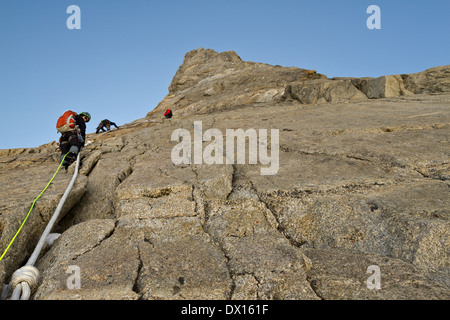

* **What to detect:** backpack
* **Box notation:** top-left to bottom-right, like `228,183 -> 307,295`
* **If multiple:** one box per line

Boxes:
164,109 -> 172,118
56,110 -> 78,133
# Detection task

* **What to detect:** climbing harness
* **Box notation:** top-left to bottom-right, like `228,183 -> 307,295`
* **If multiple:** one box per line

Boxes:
1,152 -> 81,300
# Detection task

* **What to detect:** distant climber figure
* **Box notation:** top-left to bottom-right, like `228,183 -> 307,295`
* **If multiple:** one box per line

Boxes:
57,111 -> 91,170
96,119 -> 119,134
164,109 -> 173,119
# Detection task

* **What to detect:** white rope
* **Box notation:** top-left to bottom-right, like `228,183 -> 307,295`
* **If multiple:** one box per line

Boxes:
9,153 -> 81,300
10,266 -> 39,300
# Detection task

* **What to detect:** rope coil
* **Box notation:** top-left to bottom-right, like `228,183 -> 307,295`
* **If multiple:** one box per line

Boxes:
10,266 -> 40,292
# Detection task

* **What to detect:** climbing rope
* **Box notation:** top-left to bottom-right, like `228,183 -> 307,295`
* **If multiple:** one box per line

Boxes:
2,152 -> 81,300
0,153 -> 69,263
9,266 -> 39,300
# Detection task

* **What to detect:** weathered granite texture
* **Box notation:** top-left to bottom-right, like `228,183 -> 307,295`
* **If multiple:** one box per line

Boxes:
1,49 -> 449,300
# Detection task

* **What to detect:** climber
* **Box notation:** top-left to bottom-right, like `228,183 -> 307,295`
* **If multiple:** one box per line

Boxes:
58,111 -> 91,170
96,119 -> 119,134
164,109 -> 173,119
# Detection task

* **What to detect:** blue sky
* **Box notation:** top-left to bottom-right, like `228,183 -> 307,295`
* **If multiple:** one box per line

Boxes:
0,0 -> 448,149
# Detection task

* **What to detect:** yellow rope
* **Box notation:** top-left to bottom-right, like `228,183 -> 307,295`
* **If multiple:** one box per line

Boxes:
0,153 -> 68,262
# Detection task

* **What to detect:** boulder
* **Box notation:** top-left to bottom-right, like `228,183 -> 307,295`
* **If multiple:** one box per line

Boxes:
285,79 -> 368,104
352,75 -> 414,98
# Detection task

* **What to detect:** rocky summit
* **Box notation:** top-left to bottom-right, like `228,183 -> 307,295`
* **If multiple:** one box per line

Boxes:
0,48 -> 449,300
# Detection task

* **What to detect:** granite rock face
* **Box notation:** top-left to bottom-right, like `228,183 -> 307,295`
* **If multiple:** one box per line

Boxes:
401,65 -> 450,94
149,48 -> 326,117
1,49 -> 449,300
150,48 -> 450,117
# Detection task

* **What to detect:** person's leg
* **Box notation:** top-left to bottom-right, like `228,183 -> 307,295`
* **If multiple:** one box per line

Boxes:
62,134 -> 80,169
96,121 -> 105,134
60,134 -> 76,169
59,135 -> 70,163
